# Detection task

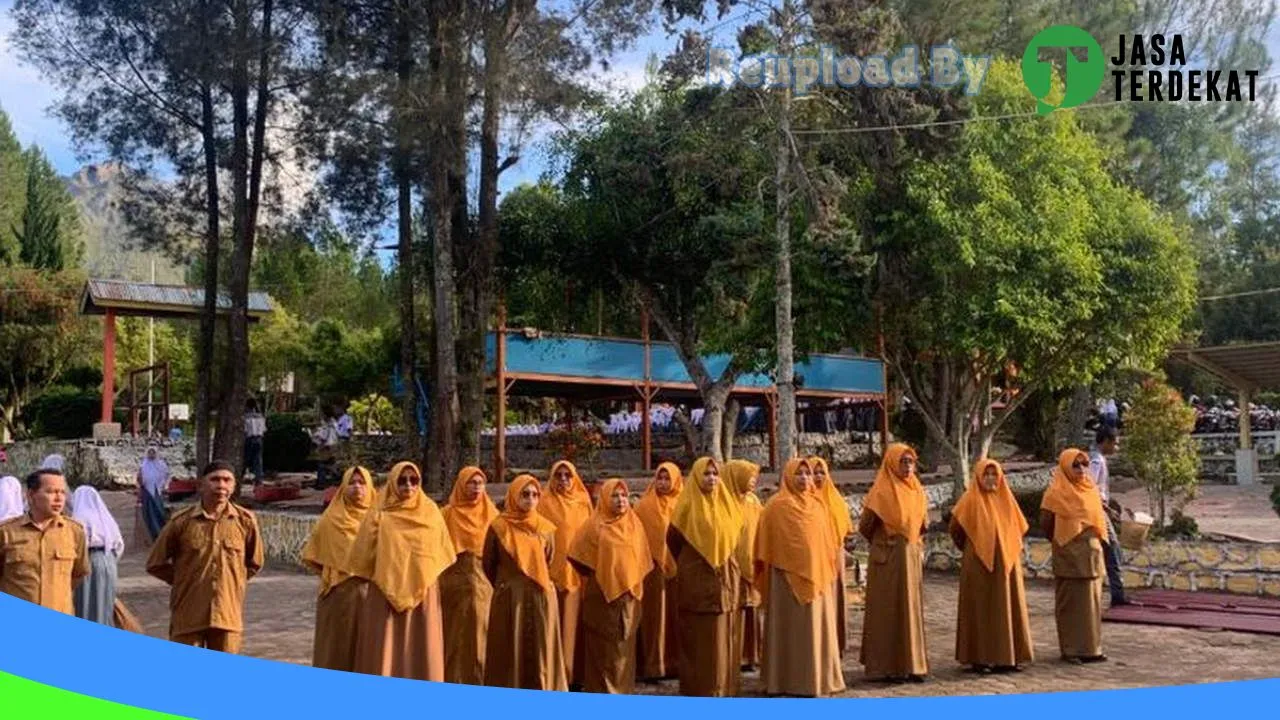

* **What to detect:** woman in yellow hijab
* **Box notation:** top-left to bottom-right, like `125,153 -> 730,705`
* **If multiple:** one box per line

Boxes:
809,456 -> 852,657
302,466 -> 373,672
568,478 -> 653,694
667,456 -> 744,697
633,461 -> 683,681
440,466 -> 498,685
756,458 -> 845,697
483,474 -> 569,690
540,459 -> 593,687
726,459 -> 764,671
950,458 -> 1034,673
1040,448 -> 1109,664
858,443 -> 929,683
346,461 -> 457,681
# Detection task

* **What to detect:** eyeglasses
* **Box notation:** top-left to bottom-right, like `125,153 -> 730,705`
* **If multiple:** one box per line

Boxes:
1071,461 -> 1087,469
398,476 -> 421,486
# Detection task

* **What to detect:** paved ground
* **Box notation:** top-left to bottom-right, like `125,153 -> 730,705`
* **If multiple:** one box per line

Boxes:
1111,483 -> 1280,543
103,491 -> 1280,697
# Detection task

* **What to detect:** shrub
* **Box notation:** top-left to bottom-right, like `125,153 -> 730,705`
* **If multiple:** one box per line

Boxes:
1270,483 -> 1280,521
26,386 -> 99,439
1159,510 -> 1199,540
1125,378 -> 1200,529
263,413 -> 313,473
1014,489 -> 1047,536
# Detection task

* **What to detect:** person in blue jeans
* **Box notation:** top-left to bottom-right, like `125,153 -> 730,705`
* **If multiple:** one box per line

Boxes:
1089,426 -> 1128,606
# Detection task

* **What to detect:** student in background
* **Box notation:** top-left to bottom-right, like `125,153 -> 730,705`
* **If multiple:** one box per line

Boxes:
71,485 -> 126,626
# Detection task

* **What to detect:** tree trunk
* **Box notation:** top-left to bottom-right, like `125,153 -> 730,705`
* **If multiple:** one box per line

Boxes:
721,397 -> 740,461
701,383 -> 733,463
671,407 -> 698,459
392,15 -> 420,463
773,1 -> 797,464
1056,385 -> 1092,452
194,0 -> 221,471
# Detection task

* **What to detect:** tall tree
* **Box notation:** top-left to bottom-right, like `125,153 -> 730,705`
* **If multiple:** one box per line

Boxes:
0,108 -> 25,265
15,147 -> 82,271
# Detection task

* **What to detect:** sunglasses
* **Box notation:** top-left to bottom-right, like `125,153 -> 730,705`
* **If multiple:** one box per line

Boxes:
397,475 -> 422,486
1071,461 -> 1088,469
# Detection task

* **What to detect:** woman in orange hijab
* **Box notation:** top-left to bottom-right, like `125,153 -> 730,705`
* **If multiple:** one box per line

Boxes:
483,474 -> 569,690
667,456 -> 744,697
440,466 -> 498,685
809,456 -> 852,657
633,461 -> 683,682
1040,448 -> 1109,664
726,459 -> 764,671
302,465 -> 373,672
346,461 -> 457,681
858,442 -> 929,683
540,459 -> 592,688
756,458 -> 845,697
568,478 -> 653,693
950,458 -> 1034,673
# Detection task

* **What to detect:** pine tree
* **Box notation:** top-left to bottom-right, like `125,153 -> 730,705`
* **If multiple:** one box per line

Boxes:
14,147 -> 81,271
0,107 -> 26,264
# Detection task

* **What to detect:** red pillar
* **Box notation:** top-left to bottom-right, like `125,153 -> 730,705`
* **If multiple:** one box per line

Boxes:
101,310 -> 117,424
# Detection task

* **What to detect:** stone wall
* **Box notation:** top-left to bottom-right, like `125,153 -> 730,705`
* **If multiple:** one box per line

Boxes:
2,438 -> 196,488
257,511 -> 321,569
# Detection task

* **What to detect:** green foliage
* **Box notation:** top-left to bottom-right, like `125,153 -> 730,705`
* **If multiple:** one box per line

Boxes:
1014,489 -> 1047,537
114,317 -> 196,403
1271,483 -> 1280,521
1157,509 -> 1200,540
25,385 -> 99,439
14,147 -> 81,271
1124,378 -> 1200,529
347,393 -> 401,434
0,266 -> 95,440
0,107 -> 25,265
304,319 -> 387,400
252,225 -> 394,329
263,413 -> 313,473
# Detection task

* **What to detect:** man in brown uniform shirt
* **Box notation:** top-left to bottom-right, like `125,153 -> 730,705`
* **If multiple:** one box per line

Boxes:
146,460 -> 264,654
0,469 -> 90,614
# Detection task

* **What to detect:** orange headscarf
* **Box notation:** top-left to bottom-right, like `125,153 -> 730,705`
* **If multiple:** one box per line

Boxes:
539,460 -> 593,592
1040,449 -> 1109,548
568,478 -> 654,602
345,462 -> 458,612
809,456 -> 853,550
669,457 -> 743,569
442,465 -> 498,555
756,458 -> 837,603
726,459 -> 763,583
633,462 -> 684,578
302,466 -> 373,596
490,474 -> 558,593
952,458 -> 1028,573
862,443 -> 928,544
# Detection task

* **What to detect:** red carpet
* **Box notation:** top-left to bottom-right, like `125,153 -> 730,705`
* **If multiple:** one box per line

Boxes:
1103,589 -> 1280,635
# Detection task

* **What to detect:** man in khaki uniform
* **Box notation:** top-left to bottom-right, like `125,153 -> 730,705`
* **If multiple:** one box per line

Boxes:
146,460 -> 264,654
0,469 -> 90,614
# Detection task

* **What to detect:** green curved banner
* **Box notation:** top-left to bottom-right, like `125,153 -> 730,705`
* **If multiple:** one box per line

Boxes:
0,671 -> 189,719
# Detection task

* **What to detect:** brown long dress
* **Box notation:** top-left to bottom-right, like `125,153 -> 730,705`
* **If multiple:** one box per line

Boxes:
313,576 -> 371,671
857,511 -> 929,680
482,529 -> 569,690
762,567 -> 845,696
740,576 -> 764,669
637,570 -> 680,679
576,571 -> 641,694
1042,512 -> 1104,659
950,520 -> 1034,668
440,551 -> 493,685
353,580 -> 446,680
668,526 -> 741,697
833,555 -> 848,657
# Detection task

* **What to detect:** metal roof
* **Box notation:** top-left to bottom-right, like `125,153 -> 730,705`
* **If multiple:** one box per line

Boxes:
1173,341 -> 1280,392
80,279 -> 273,320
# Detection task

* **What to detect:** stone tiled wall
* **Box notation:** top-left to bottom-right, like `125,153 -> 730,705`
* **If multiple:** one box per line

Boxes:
257,511 -> 320,569
3,438 -> 196,488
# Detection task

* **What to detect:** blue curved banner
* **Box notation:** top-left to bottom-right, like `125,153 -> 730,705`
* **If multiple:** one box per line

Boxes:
1,593 -> 1277,717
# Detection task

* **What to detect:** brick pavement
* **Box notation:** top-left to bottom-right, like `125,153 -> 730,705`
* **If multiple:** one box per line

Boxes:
104,492 -> 1280,697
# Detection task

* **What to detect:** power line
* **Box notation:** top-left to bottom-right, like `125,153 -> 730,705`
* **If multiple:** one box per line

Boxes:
1200,287 -> 1280,302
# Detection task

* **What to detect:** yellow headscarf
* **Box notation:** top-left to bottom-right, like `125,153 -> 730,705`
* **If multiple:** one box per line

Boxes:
568,478 -> 654,602
726,459 -> 762,583
862,443 -> 928,544
301,466 -> 373,596
633,461 -> 684,578
345,462 -> 458,612
952,458 -> 1029,573
442,465 -> 499,555
809,456 -> 853,550
756,458 -> 837,603
669,457 -> 744,569
490,474 -> 558,593
1040,449 -> 1109,548
539,460 -> 593,592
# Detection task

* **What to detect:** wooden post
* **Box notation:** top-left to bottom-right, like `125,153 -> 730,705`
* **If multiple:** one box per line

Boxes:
877,323 -> 890,451
1240,387 -> 1253,450
494,303 -> 508,482
101,309 -> 117,424
641,306 -> 652,472
766,392 -> 778,470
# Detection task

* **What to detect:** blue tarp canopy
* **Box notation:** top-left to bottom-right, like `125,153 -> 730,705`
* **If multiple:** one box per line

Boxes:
485,330 -> 884,404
